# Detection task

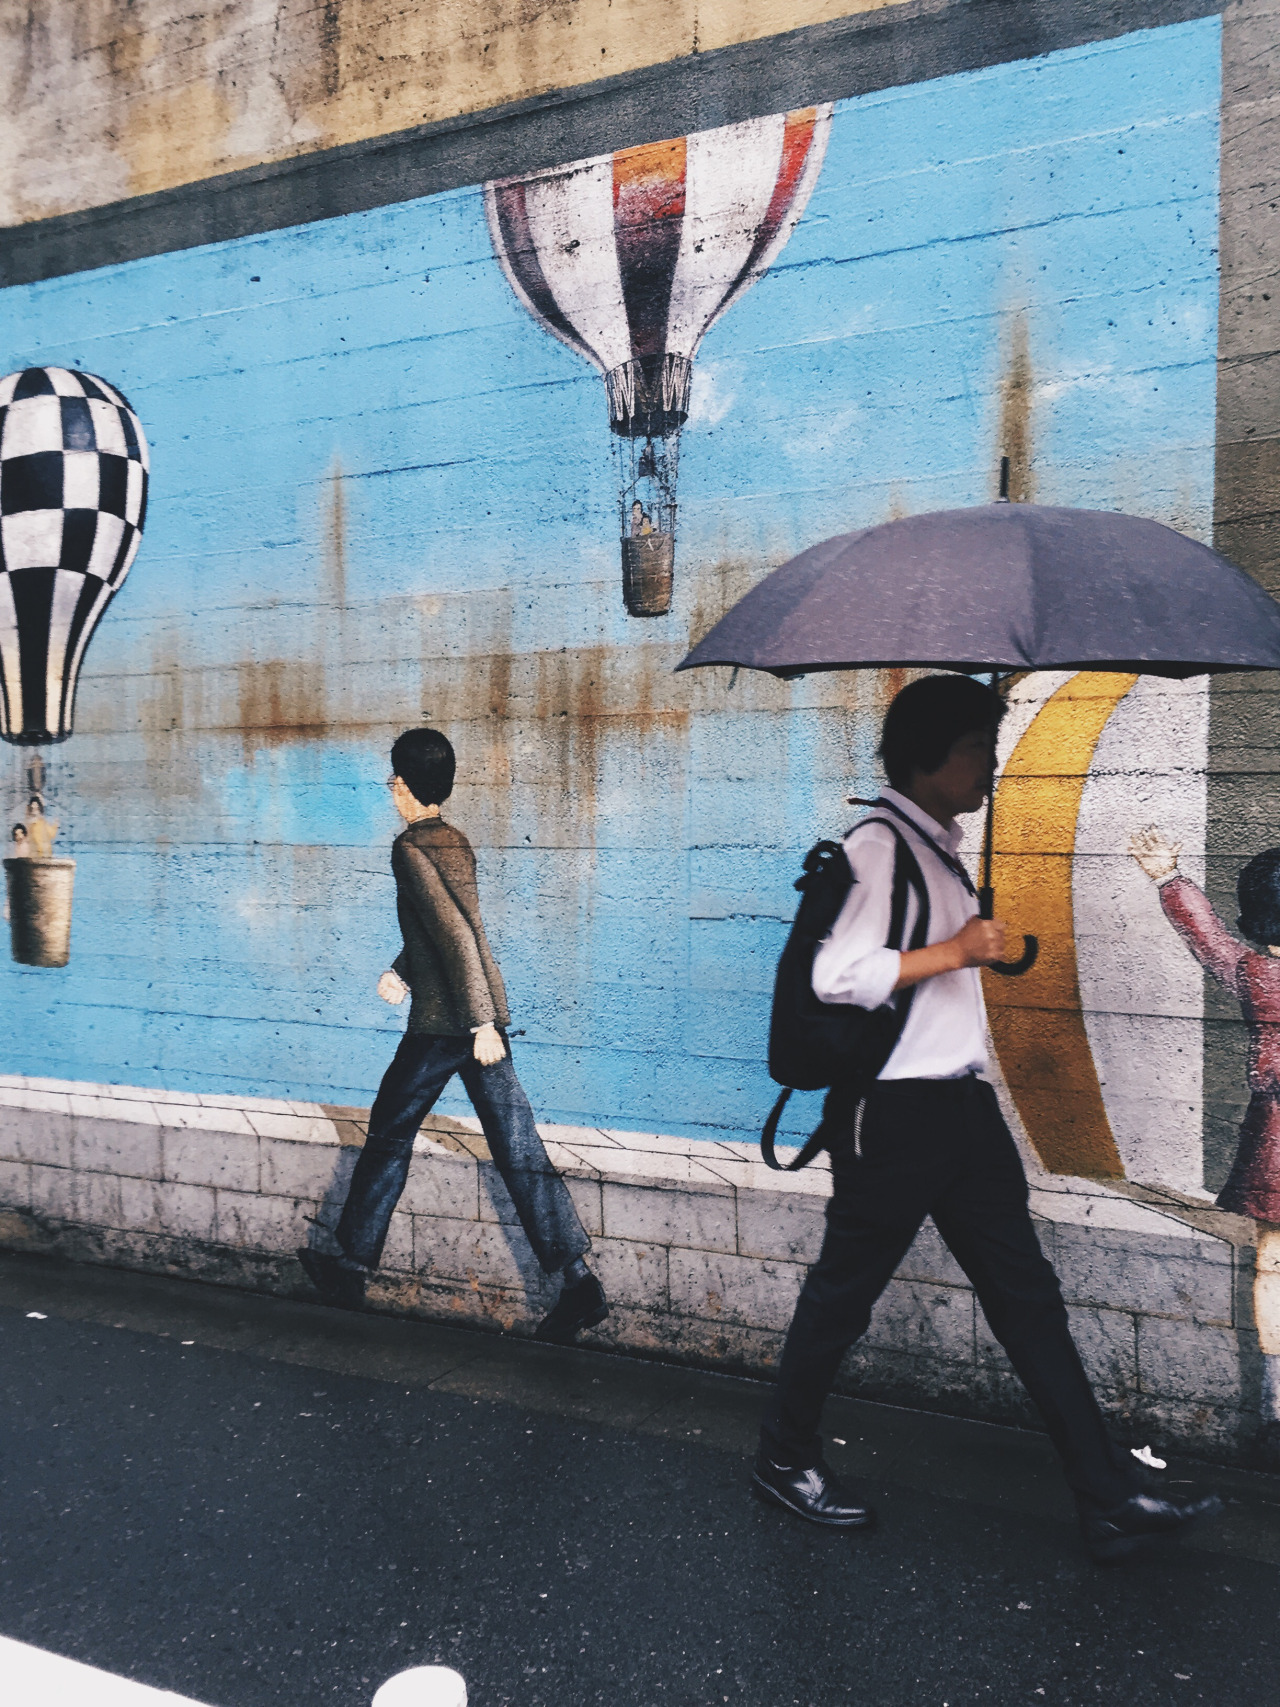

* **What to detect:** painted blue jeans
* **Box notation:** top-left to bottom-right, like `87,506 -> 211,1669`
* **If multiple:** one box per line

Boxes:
335,1030 -> 590,1275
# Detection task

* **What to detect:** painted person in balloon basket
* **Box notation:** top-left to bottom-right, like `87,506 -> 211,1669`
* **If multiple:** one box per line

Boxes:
298,728 -> 608,1344
753,676 -> 1222,1563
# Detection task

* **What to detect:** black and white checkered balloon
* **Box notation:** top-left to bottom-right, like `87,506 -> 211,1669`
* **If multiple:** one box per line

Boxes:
0,366 -> 148,745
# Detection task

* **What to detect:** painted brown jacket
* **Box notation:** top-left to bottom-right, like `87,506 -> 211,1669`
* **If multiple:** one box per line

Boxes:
389,818 -> 511,1036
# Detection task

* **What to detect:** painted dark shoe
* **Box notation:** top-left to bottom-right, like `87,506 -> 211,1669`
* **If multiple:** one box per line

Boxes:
297,1246 -> 366,1311
752,1448 -> 875,1529
535,1272 -> 608,1343
1081,1489 -> 1223,1564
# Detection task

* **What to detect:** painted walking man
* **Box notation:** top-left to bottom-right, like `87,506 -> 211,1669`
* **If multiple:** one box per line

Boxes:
753,675 -> 1220,1561
299,728 -> 608,1343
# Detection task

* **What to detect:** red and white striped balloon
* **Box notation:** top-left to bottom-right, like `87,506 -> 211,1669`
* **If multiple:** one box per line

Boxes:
486,107 -> 831,436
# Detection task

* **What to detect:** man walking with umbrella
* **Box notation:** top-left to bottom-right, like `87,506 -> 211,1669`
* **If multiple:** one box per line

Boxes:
750,674 -> 1220,1561
676,488 -> 1280,1557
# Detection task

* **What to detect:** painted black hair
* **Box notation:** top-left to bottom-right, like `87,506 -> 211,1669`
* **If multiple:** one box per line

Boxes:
391,727 -> 456,808
1237,848 -> 1280,946
879,674 -> 1005,791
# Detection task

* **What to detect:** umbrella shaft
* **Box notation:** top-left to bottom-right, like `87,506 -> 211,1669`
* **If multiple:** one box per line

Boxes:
982,670 -> 1000,915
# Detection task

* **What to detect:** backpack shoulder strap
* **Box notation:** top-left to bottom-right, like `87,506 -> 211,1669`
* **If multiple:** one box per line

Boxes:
762,822 -> 929,1172
867,795 -> 976,897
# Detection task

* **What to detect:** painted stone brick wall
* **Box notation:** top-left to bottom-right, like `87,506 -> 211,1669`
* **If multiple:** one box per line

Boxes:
0,1077 -> 1264,1466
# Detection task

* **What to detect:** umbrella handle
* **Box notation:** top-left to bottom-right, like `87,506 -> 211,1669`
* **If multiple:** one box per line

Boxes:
987,935 -> 1039,977
978,885 -> 1039,976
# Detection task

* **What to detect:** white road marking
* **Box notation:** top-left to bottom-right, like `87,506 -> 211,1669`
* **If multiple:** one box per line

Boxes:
0,1636 -> 214,1705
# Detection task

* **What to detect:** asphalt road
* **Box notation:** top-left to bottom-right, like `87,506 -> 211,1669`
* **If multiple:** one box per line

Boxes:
0,1250 -> 1276,1707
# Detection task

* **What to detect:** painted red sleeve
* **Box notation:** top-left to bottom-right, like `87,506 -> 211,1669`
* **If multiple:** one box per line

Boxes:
1159,874 -> 1248,993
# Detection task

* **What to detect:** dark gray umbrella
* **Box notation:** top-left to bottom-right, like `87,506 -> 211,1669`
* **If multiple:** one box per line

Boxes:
677,501 -> 1280,975
677,503 -> 1280,678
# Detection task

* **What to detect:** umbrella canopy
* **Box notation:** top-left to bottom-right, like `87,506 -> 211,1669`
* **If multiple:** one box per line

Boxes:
677,504 -> 1280,678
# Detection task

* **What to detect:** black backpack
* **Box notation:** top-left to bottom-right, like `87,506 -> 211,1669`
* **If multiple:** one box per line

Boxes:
761,818 -> 930,1170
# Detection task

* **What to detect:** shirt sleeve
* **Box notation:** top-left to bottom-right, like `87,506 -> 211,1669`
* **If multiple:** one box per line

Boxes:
1159,873 -> 1249,995
398,842 -> 498,1028
811,824 -> 908,1011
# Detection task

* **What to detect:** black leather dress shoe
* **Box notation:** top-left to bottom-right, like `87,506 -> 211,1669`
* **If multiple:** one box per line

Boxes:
1080,1489 -> 1223,1563
535,1272 -> 608,1342
297,1247 -> 366,1310
752,1448 -> 875,1529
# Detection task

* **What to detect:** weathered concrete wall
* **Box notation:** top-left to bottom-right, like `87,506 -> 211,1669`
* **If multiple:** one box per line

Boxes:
0,21 -> 1223,1158
0,1075 -> 1266,1465
1206,0 -> 1280,1187
3,3 -> 1278,1444
0,0 -> 904,224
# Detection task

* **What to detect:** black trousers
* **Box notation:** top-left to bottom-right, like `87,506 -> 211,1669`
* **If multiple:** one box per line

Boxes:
765,1076 -> 1137,1508
334,1031 -> 590,1276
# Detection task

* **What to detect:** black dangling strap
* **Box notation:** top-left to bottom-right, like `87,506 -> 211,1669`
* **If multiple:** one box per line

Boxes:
760,1087 -> 792,1170
761,1086 -> 830,1172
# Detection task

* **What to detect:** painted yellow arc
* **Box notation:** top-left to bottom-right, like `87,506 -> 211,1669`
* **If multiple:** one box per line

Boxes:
984,672 -> 1139,1178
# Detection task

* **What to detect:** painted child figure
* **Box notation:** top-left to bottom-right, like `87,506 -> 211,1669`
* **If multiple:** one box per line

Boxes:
1131,826 -> 1280,1411
299,728 -> 608,1343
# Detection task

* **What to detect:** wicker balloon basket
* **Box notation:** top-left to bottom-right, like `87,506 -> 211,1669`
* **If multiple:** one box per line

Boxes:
621,533 -> 674,617
5,857 -> 75,967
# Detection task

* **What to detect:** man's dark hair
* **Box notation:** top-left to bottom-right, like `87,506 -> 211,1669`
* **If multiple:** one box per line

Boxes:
391,728 -> 456,808
879,674 -> 1004,791
1238,849 -> 1280,945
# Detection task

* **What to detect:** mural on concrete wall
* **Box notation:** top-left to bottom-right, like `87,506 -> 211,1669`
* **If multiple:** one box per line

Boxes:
0,365 -> 149,967
485,107 -> 831,618
5,10 -> 1269,1444
0,20 -> 1222,1174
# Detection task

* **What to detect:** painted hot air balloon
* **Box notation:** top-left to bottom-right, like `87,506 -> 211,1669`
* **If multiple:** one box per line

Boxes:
486,106 -> 832,616
0,366 -> 148,743
0,366 -> 149,966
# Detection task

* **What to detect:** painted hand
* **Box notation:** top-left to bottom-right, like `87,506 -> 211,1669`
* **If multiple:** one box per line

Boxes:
377,969 -> 409,1004
1129,825 -> 1180,882
473,1022 -> 506,1065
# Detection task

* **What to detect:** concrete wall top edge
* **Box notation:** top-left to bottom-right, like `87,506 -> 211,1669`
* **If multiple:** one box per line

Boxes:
1,0 -> 1222,288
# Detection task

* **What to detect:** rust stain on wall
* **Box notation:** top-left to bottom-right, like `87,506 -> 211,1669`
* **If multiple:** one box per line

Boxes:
325,460 -> 348,610
997,310 -> 1035,502
235,659 -> 331,749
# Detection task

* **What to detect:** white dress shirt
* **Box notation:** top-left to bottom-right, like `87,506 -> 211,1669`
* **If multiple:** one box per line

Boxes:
811,787 -> 988,1080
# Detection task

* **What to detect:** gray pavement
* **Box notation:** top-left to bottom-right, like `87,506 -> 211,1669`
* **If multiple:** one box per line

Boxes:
0,1249 -> 1277,1707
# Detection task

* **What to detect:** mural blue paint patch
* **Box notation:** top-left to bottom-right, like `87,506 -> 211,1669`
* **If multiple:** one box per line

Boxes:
0,18 -> 1221,1140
